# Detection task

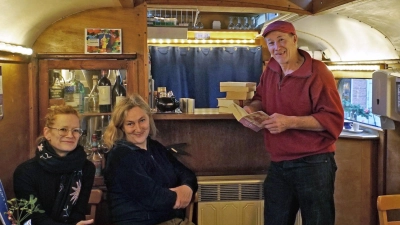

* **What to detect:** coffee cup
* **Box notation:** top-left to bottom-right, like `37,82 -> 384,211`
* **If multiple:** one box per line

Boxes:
352,123 -> 360,131
344,121 -> 353,129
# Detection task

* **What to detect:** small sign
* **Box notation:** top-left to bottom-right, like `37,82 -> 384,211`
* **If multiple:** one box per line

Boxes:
194,32 -> 210,40
85,29 -> 122,54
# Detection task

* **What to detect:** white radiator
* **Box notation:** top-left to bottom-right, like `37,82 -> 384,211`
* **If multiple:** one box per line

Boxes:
196,175 -> 302,225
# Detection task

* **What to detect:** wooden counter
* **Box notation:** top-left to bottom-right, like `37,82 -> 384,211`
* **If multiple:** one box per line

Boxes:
93,111 -> 379,225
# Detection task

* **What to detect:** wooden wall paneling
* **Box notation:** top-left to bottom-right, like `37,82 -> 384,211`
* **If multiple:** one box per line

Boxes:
28,60 -> 39,157
0,62 -> 31,198
385,121 -> 400,221
334,138 -> 378,225
38,60 -> 50,133
33,6 -> 147,54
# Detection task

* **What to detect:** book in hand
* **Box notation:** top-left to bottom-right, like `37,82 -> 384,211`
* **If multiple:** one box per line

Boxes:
228,103 -> 269,132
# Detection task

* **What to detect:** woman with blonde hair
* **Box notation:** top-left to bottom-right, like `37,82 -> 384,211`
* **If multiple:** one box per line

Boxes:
103,94 -> 197,225
13,105 -> 95,225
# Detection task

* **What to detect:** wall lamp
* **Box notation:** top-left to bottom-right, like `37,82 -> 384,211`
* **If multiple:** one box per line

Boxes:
0,42 -> 33,55
327,64 -> 385,71
148,39 -> 256,44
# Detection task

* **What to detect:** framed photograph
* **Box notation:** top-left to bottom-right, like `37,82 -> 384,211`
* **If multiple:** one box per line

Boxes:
85,28 -> 122,54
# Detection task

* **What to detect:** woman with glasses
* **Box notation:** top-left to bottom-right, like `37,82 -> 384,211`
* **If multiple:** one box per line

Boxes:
103,94 -> 198,225
13,105 -> 95,225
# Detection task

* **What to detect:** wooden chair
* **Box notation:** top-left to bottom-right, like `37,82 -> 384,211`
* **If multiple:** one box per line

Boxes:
185,192 -> 198,222
377,194 -> 400,225
86,189 -> 103,221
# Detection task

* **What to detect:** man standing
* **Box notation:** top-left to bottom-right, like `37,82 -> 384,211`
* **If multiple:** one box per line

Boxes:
244,21 -> 344,225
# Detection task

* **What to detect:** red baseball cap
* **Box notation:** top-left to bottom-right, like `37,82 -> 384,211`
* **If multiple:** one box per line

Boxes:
262,21 -> 296,37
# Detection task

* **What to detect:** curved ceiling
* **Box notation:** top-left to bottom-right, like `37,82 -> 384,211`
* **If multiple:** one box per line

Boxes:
1,0 -> 399,62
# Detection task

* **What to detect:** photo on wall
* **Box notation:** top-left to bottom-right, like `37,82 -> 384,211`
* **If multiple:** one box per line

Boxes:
85,28 -> 121,54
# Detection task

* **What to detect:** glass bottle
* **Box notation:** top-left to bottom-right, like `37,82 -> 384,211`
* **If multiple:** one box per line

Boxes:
88,75 -> 100,113
89,133 -> 103,177
98,70 -> 112,113
112,70 -> 126,109
49,72 -> 64,99
64,70 -> 85,113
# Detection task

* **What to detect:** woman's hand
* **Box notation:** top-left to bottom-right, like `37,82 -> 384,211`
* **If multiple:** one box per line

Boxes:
170,185 -> 193,209
76,219 -> 94,225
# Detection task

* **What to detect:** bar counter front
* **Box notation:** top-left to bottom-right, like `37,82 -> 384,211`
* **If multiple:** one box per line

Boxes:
93,109 -> 379,225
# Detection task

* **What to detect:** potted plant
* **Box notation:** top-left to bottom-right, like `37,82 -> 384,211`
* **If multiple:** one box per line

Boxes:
5,195 -> 44,225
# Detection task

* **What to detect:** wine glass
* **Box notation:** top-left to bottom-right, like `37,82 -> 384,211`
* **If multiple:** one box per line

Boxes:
243,17 -> 250,30
228,17 -> 235,30
235,17 -> 242,30
195,16 -> 204,29
250,17 -> 257,29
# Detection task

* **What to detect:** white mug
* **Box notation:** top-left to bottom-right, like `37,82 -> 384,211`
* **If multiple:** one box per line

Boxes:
353,123 -> 360,131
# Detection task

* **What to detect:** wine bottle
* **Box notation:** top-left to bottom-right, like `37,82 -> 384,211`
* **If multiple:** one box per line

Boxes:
49,72 -> 64,99
112,70 -> 126,109
98,70 -> 111,113
88,75 -> 100,113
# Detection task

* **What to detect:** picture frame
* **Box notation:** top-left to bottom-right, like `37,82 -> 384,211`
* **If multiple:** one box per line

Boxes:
85,28 -> 122,54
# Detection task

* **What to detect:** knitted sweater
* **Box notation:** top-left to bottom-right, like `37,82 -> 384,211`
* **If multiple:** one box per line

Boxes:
253,49 -> 344,162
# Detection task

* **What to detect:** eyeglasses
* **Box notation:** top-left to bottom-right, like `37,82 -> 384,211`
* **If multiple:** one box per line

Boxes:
47,127 -> 83,137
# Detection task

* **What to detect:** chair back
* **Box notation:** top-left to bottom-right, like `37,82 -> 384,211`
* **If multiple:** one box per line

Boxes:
86,189 -> 103,221
377,195 -> 400,225
185,192 -> 198,222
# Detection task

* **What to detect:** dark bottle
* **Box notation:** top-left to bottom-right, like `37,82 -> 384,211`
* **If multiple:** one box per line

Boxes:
98,70 -> 112,113
112,70 -> 126,109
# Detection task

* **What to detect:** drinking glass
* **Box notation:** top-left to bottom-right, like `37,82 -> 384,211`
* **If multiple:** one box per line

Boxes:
243,17 -> 250,30
250,17 -> 257,29
228,17 -> 235,30
195,16 -> 204,29
235,17 -> 242,30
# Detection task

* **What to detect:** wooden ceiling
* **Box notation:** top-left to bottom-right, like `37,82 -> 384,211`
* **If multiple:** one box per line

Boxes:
124,0 -> 356,15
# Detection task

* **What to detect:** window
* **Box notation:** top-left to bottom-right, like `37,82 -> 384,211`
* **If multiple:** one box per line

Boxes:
337,78 -> 381,127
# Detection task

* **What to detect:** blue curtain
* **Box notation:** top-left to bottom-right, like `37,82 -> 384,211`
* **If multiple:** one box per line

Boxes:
150,46 -> 263,108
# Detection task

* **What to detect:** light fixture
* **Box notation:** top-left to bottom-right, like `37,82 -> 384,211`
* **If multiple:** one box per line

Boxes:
147,39 -> 256,45
0,42 -> 33,55
327,64 -> 383,71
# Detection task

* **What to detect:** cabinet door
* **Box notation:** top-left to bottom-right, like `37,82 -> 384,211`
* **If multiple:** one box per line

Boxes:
38,56 -> 140,136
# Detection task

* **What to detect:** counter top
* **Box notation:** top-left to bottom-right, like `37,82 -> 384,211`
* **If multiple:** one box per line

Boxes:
153,108 -> 380,139
339,129 -> 379,139
153,108 -> 234,120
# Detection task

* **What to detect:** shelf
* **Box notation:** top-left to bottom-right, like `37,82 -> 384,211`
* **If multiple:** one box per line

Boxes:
36,53 -> 137,60
152,108 -> 235,120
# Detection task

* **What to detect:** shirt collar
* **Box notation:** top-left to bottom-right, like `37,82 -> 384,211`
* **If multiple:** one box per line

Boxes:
268,49 -> 313,78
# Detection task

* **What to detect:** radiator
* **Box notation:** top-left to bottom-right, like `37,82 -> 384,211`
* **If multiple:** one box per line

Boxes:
196,175 -> 302,225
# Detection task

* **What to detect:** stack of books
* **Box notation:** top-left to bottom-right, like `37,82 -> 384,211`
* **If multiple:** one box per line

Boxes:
217,82 -> 256,113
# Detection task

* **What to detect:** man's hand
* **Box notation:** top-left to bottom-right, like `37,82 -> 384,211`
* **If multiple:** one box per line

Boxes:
170,185 -> 193,209
262,113 -> 291,134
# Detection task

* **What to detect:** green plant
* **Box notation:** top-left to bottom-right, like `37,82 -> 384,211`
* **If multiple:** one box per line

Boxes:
342,99 -> 371,120
5,195 -> 44,225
